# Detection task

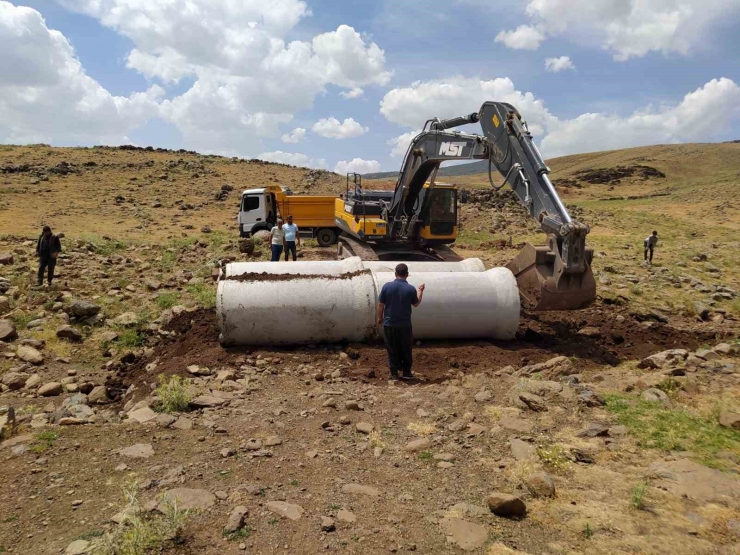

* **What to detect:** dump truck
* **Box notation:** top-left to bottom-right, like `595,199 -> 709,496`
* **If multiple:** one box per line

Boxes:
238,185 -> 340,246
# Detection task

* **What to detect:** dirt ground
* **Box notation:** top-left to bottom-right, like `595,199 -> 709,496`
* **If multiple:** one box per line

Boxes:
1,143 -> 740,555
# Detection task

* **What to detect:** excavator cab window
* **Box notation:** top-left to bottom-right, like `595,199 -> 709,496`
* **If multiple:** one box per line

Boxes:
426,188 -> 457,235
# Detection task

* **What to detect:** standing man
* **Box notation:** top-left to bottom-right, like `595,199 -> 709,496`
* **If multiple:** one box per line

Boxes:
268,218 -> 286,262
644,230 -> 658,264
36,225 -> 61,287
377,263 -> 425,380
282,215 -> 300,262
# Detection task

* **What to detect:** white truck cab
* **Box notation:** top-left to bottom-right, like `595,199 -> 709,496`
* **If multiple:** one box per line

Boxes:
238,187 -> 279,238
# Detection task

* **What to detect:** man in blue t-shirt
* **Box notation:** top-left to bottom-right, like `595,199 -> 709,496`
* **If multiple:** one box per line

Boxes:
282,215 -> 301,261
377,263 -> 425,380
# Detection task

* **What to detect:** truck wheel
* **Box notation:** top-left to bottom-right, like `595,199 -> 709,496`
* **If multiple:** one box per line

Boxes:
316,228 -> 337,247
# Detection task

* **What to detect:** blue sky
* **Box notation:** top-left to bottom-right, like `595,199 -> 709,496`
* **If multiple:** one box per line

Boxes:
1,0 -> 739,172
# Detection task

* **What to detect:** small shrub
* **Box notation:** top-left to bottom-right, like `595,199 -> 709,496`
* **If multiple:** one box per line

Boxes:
224,527 -> 251,541
537,444 -> 571,472
115,328 -> 146,348
583,522 -> 594,539
631,480 -> 649,510
368,430 -> 385,449
155,375 -> 192,413
418,451 -> 433,460
91,479 -> 190,555
406,422 -> 437,435
32,431 -> 59,453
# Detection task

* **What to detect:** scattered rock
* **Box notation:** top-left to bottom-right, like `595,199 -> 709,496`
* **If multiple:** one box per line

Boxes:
650,459 -> 740,503
264,436 -> 282,446
719,412 -> 740,429
0,253 -> 13,265
355,422 -> 373,434
342,483 -> 380,498
64,539 -> 90,555
119,443 -> 155,459
439,518 -> 489,551
337,509 -> 356,523
57,325 -> 83,342
2,372 -> 28,391
641,388 -> 671,407
160,488 -> 216,511
525,472 -> 555,497
38,382 -> 63,397
127,407 -> 158,424
69,301 -> 100,319
498,416 -> 534,433
88,386 -> 110,404
112,312 -> 138,327
17,345 -> 44,365
320,516 -> 336,532
0,408 -> 15,441
224,506 -> 248,534
577,423 -> 610,438
404,438 -> 431,452
517,356 -> 574,379
190,395 -> 228,408
509,438 -> 537,461
487,493 -> 527,518
266,501 -> 304,521
638,349 -> 688,370
0,319 -> 17,342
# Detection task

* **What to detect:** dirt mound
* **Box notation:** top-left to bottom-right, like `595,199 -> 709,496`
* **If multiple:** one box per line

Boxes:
116,304 -> 716,395
574,165 -> 666,185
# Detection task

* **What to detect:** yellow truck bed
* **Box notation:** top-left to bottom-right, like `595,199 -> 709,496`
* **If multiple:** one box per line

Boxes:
276,194 -> 337,228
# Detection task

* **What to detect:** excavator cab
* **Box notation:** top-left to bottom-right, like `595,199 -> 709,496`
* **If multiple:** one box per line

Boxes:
417,184 -> 458,245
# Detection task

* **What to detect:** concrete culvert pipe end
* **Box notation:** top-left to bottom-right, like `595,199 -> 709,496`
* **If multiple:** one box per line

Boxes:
217,263 -> 520,346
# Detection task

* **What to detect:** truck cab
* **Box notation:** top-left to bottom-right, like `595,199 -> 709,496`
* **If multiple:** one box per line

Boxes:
238,187 -> 281,237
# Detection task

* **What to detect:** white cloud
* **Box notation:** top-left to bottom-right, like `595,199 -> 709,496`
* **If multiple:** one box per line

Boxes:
57,2 -> 390,154
498,0 -> 740,61
541,77 -> 740,157
494,25 -> 545,50
380,77 -> 555,136
380,75 -> 740,159
258,150 -> 327,169
340,87 -> 364,99
312,117 -> 368,139
281,127 -> 306,144
0,1 -> 161,145
334,158 -> 381,174
544,56 -> 575,72
388,131 -> 420,157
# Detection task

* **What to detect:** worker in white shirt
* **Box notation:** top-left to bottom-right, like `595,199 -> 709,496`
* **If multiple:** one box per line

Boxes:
644,230 -> 658,263
282,215 -> 301,261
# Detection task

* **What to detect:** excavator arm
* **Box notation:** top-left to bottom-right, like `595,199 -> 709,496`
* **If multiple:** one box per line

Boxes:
384,101 -> 595,311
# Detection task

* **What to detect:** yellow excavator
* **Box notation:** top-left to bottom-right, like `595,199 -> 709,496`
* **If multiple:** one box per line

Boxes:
334,101 -> 595,311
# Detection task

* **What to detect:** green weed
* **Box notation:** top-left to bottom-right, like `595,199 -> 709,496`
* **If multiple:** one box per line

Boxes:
583,522 -> 594,539
605,394 -> 740,469
32,431 -> 59,453
630,480 -> 649,510
154,375 -> 192,413
223,527 -> 251,541
188,283 -> 216,310
155,293 -> 179,310
115,328 -> 146,348
418,451 -> 433,460
537,444 -> 571,472
1,514 -> 18,524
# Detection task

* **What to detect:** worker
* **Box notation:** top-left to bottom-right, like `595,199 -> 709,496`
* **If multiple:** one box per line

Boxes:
268,218 -> 286,262
36,225 -> 62,287
644,230 -> 658,263
282,215 -> 300,262
377,263 -> 425,380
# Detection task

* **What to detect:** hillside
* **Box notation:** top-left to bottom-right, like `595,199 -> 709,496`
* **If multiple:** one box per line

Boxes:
1,142 -> 740,555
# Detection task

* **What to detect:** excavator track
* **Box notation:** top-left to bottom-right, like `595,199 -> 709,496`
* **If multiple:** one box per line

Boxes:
337,234 -> 462,262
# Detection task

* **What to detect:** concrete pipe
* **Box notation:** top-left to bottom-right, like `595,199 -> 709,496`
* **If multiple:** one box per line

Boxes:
222,257 -> 485,278
218,270 -> 377,346
362,258 -> 485,273
223,257 -> 365,278
217,266 -> 520,345
373,268 -> 520,341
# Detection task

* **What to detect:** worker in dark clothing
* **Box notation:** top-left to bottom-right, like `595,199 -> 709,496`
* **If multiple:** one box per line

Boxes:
36,225 -> 61,286
377,263 -> 425,380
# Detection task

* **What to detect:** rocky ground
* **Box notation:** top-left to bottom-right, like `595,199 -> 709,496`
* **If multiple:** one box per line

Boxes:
1,143 -> 740,555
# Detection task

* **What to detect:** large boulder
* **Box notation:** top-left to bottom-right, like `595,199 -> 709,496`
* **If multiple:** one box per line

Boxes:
487,493 -> 527,518
0,319 -> 17,342
69,300 -> 101,319
159,488 -> 216,511
38,382 -> 63,396
638,349 -> 688,370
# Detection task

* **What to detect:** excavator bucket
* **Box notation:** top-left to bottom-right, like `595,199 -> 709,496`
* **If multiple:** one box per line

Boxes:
506,238 -> 596,311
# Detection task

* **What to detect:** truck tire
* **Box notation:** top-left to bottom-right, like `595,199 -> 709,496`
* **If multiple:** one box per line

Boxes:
316,228 -> 337,247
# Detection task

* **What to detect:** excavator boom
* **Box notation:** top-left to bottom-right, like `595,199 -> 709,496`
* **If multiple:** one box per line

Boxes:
382,101 -> 595,311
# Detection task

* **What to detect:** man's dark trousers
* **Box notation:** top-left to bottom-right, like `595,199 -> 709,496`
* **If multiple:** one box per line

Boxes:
38,255 -> 56,285
284,240 -> 297,261
383,326 -> 413,376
